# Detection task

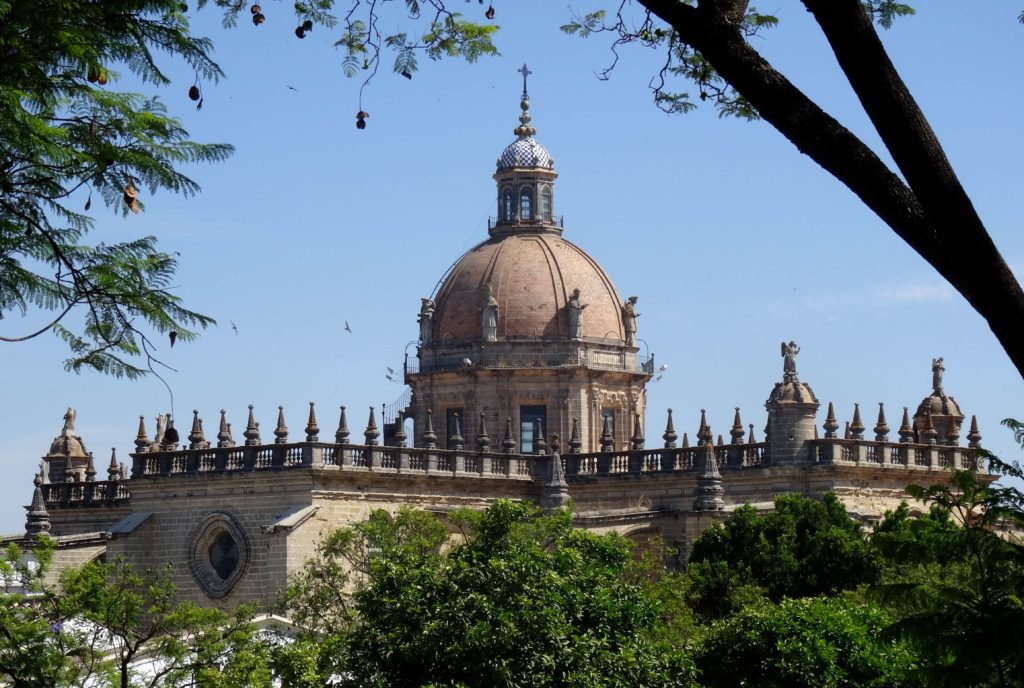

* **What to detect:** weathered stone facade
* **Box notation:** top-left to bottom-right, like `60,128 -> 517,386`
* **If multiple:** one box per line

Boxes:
8,81 -> 987,610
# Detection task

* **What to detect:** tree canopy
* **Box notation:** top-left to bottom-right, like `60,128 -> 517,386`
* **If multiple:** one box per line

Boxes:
0,0 -> 227,377
279,501 -> 697,688
687,492 -> 879,619
0,539 -> 270,687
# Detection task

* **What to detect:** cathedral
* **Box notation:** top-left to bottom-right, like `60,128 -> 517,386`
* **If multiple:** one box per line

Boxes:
10,75 -> 984,608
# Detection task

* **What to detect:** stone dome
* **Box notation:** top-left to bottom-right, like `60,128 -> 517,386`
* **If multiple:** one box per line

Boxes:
767,379 -> 819,405
47,433 -> 86,458
914,393 -> 963,420
498,137 -> 552,170
430,233 -> 626,344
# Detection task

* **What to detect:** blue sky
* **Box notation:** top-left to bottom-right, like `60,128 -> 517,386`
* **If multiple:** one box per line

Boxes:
2,2 -> 1022,532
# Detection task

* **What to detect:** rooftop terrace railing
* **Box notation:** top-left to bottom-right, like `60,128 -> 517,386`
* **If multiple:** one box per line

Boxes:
104,436 -> 978,493
42,480 -> 130,507
129,442 -> 537,481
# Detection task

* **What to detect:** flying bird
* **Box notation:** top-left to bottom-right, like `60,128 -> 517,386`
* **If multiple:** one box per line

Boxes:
230,321 -> 238,335
385,374 -> 393,381
344,321 -> 352,333
386,366 -> 394,374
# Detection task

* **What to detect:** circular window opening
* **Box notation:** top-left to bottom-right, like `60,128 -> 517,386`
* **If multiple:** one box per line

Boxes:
208,531 -> 240,580
189,511 -> 250,599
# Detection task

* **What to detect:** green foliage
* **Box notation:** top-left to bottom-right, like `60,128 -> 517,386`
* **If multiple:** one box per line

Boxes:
203,0 -> 497,82
0,539 -> 74,687
562,5 -> 776,120
0,0 -> 225,376
688,493 -> 880,619
864,1 -> 917,29
872,465 -> 1024,688
694,596 -> 920,688
281,500 -> 697,688
0,542 -> 269,687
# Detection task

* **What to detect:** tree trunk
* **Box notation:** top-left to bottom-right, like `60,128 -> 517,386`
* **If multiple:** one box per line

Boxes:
638,0 -> 1024,379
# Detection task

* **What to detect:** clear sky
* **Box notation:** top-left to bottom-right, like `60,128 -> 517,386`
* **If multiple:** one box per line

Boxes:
2,2 -> 1022,533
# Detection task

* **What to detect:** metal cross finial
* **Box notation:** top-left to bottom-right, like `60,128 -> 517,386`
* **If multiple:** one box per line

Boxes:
518,63 -> 532,98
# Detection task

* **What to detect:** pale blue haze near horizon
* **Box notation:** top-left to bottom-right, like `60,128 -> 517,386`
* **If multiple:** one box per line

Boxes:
2,2 -> 1023,533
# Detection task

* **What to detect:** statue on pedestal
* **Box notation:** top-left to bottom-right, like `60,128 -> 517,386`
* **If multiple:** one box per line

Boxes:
481,284 -> 499,342
418,298 -> 435,345
781,341 -> 800,381
622,296 -> 640,347
567,288 -> 587,339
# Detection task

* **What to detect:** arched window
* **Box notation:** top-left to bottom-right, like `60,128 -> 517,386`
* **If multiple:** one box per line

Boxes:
520,187 -> 533,221
540,187 -> 552,221
502,189 -> 514,221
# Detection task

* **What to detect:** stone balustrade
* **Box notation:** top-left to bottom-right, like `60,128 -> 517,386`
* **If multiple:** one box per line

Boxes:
811,438 -> 980,471
42,480 -> 130,507
406,342 -> 649,376
129,442 -> 536,480
92,436 -> 977,494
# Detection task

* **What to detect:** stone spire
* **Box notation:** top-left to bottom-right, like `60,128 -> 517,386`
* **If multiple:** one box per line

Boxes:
24,472 -> 51,539
188,410 -> 207,449
849,404 -> 865,440
305,402 -> 320,442
422,409 -> 437,449
533,420 -> 547,455
542,430 -> 570,511
967,415 -> 982,448
569,418 -> 582,454
823,402 -> 839,439
921,409 -> 938,445
502,417 -> 517,454
873,403 -> 890,442
84,452 -> 96,482
448,413 -> 464,451
630,413 -> 645,451
898,407 -> 914,444
134,415 -> 150,452
393,411 -> 408,448
501,415 -> 516,454
663,409 -> 677,449
693,442 -> 725,512
476,413 -> 491,452
748,424 -> 756,443
336,406 -> 350,444
730,408 -> 745,445
274,406 -> 289,444
696,409 -> 712,447
681,432 -> 689,449
243,405 -> 261,446
107,448 -> 120,481
944,416 -> 960,446
364,407 -> 380,446
217,410 -> 233,448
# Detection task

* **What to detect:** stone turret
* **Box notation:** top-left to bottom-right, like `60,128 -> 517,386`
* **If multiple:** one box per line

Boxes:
43,407 -> 90,482
24,472 -> 51,539
765,342 -> 819,466
913,357 -> 964,446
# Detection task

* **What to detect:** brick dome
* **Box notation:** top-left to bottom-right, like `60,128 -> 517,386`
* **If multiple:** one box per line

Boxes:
431,233 -> 626,344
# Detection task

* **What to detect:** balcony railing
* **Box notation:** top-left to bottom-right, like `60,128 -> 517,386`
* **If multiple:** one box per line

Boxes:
406,345 -> 651,376
42,480 -> 130,507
